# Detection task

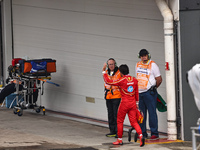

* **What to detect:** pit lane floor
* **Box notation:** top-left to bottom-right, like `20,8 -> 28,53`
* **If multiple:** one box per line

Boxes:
0,107 -> 194,150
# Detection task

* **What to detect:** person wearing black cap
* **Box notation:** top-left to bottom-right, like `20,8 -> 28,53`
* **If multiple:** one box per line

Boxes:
135,49 -> 162,140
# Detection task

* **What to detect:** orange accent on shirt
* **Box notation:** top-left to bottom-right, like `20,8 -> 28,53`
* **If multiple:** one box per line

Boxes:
136,60 -> 154,90
104,70 -> 121,99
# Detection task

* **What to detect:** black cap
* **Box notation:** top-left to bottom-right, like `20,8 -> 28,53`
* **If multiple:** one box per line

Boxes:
139,49 -> 149,57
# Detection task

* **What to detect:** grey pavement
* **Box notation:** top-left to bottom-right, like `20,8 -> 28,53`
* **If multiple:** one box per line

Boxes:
0,107 -> 194,150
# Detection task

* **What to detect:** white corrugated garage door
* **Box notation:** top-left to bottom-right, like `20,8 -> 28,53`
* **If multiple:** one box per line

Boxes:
12,0 -> 167,133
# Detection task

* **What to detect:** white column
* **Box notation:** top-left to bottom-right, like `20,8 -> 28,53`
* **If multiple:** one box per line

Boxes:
155,0 -> 177,140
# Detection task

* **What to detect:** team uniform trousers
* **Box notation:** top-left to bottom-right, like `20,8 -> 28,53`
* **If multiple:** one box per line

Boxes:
117,98 -> 141,138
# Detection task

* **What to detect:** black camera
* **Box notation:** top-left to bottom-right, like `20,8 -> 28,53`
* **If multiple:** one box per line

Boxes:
150,86 -> 157,91
150,86 -> 157,95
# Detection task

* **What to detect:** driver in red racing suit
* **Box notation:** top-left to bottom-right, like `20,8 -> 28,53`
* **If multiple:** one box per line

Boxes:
102,63 -> 145,147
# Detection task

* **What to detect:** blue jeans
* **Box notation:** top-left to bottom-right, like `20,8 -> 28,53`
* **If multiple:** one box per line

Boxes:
139,89 -> 158,137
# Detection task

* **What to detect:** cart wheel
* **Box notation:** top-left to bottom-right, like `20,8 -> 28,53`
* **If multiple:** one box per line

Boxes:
36,108 -> 40,113
18,110 -> 23,116
43,108 -> 45,115
13,109 -> 17,114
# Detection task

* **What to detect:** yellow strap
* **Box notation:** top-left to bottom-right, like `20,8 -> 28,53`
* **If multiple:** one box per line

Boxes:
40,77 -> 51,80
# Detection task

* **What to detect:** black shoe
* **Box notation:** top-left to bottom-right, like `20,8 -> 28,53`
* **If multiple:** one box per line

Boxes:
106,133 -> 116,137
134,133 -> 138,142
128,129 -> 132,142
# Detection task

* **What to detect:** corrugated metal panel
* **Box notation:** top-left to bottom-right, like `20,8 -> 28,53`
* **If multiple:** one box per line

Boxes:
12,0 -> 167,133
180,0 -> 200,10
180,10 -> 200,140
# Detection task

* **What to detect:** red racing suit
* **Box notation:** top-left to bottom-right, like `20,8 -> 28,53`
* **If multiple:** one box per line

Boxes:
103,73 -> 142,138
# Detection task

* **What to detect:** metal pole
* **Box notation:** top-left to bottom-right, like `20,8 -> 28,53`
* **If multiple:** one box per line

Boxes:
192,129 -> 196,150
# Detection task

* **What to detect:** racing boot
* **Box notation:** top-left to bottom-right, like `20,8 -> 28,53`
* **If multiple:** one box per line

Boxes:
113,138 -> 123,145
139,134 -> 145,147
